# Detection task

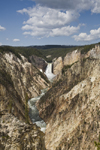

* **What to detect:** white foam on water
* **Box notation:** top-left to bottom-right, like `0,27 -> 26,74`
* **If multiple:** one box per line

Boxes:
28,63 -> 55,132
45,63 -> 56,81
28,88 -> 48,133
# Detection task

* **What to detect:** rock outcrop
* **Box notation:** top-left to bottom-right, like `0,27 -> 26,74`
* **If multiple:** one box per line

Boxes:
52,57 -> 63,75
52,45 -> 100,76
1,44 -> 100,150
87,44 -> 100,59
37,57 -> 100,150
52,49 -> 81,76
64,49 -> 81,66
0,51 -> 49,150
29,55 -> 47,72
0,52 -> 49,122
0,111 -> 46,150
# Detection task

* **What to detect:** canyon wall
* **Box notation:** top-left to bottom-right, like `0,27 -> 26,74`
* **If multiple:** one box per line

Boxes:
0,111 -> 46,150
0,52 -> 49,150
52,57 -> 63,75
52,49 -> 81,76
1,45 -> 100,150
0,52 -> 49,122
29,55 -> 47,72
37,57 -> 100,150
64,49 -> 81,66
52,44 -> 100,76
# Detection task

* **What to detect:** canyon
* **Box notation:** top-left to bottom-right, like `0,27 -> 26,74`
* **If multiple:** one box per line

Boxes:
0,44 -> 100,150
0,51 -> 49,150
37,44 -> 100,150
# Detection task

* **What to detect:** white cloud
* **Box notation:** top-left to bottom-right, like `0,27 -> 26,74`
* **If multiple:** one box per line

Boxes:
17,5 -> 80,38
73,27 -> 100,41
33,0 -> 100,14
17,0 -> 100,39
18,5 -> 79,27
13,39 -> 20,42
50,25 -> 80,37
0,25 -> 6,31
0,42 -> 2,46
17,8 -> 28,14
91,0 -> 100,13
33,0 -> 95,12
6,38 -> 9,41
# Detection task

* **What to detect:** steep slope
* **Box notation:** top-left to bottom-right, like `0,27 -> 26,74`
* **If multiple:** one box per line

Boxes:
37,57 -> 100,150
1,44 -> 100,150
0,111 -> 46,150
0,51 -> 49,150
29,55 -> 47,72
52,44 -> 97,76
0,52 -> 49,123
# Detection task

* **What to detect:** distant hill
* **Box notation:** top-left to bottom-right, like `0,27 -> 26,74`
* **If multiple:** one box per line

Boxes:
0,46 -> 46,60
28,45 -> 78,50
0,43 -> 97,62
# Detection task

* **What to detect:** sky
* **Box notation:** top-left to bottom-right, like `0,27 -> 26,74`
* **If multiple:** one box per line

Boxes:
0,0 -> 100,46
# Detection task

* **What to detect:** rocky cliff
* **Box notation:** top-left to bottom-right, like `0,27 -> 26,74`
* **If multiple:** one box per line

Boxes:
29,55 -> 47,72
0,52 -> 49,122
52,57 -> 63,75
0,51 -> 49,150
52,49 -> 81,76
37,55 -> 100,150
0,111 -> 46,150
64,49 -> 81,66
52,45 -> 100,76
1,44 -> 100,150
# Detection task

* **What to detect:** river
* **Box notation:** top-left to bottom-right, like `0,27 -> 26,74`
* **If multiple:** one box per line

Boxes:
28,63 -> 55,132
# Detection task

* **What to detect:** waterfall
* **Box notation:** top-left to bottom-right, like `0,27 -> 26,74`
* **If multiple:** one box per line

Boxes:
45,63 -> 52,74
28,63 -> 55,133
45,63 -> 56,81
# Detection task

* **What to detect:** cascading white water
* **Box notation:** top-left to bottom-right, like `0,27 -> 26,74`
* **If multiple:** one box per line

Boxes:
45,63 -> 56,81
28,88 -> 48,133
28,63 -> 55,133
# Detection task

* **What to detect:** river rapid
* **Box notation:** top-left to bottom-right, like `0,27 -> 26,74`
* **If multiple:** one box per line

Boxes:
28,63 -> 55,133
28,88 -> 48,132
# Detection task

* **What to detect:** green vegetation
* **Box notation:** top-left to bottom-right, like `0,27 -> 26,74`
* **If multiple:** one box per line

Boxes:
81,44 -> 95,54
40,43 -> 97,62
94,141 -> 100,150
52,79 -> 63,88
41,46 -> 80,62
15,46 -> 46,59
0,45 -> 80,63
0,45 -> 46,60
62,65 -> 72,74
2,135 -> 9,139
0,43 -> 97,64
38,70 -> 50,84
94,135 -> 100,150
62,61 -> 78,75
0,69 -> 14,89
0,46 -> 22,59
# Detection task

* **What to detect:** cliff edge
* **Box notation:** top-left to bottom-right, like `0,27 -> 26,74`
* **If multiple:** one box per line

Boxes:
37,51 -> 100,150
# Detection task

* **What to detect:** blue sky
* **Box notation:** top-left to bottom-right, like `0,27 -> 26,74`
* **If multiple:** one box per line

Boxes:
0,0 -> 100,46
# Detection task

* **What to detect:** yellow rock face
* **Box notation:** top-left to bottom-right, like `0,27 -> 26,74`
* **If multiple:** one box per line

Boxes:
64,50 -> 81,66
53,57 -> 63,75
